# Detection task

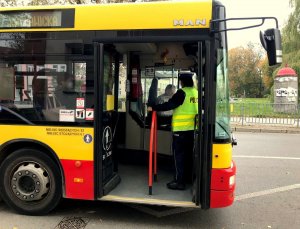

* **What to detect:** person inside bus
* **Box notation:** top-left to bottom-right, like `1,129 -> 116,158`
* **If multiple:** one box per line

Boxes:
55,74 -> 76,109
155,84 -> 176,126
148,73 -> 198,190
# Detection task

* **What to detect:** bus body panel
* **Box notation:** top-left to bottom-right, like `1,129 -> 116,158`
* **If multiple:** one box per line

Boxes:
210,189 -> 234,208
0,0 -> 212,32
210,161 -> 236,208
0,0 -> 240,212
60,159 -> 94,200
0,125 -> 95,200
212,143 -> 232,168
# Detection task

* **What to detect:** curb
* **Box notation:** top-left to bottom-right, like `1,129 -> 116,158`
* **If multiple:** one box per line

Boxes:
231,126 -> 300,134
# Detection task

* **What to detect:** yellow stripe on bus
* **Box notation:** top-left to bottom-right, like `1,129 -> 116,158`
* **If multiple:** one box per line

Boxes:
0,125 -> 93,161
212,143 -> 232,168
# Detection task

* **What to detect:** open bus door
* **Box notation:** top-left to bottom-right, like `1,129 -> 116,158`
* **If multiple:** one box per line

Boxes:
94,43 -> 121,199
200,41 -> 212,209
192,41 -> 212,209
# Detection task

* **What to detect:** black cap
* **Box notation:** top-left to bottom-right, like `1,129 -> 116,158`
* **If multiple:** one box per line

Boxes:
179,72 -> 194,80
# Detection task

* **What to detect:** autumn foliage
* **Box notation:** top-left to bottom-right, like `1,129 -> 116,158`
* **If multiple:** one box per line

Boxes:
228,45 -> 264,98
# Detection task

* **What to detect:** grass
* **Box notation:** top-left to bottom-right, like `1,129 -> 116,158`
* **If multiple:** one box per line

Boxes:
230,98 -> 299,118
237,98 -> 270,104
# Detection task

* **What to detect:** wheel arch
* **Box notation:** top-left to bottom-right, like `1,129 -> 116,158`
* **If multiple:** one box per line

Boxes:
0,139 -> 66,197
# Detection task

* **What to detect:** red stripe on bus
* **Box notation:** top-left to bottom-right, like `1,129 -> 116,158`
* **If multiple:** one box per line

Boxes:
60,159 -> 94,200
210,190 -> 235,208
211,161 -> 236,191
210,161 -> 236,208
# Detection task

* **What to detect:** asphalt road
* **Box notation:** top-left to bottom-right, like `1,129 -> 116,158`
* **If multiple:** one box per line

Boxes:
0,132 -> 299,229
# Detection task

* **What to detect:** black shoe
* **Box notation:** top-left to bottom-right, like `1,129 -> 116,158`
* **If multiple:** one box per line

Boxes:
167,180 -> 186,190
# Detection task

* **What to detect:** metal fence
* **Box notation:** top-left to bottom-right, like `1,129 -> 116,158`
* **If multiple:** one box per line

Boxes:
230,103 -> 300,127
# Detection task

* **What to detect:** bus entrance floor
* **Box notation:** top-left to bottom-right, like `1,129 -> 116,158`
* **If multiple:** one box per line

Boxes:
101,164 -> 195,207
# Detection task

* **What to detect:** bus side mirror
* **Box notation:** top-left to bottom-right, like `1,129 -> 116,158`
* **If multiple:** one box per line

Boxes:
260,28 -> 282,66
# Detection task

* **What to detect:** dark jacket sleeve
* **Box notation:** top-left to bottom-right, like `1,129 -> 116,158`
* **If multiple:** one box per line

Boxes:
152,89 -> 185,111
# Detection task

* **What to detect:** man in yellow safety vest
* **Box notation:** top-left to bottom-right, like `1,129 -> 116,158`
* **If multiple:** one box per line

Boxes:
148,72 -> 198,190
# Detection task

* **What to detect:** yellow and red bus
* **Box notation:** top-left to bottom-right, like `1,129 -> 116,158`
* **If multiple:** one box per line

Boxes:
0,0 -> 281,215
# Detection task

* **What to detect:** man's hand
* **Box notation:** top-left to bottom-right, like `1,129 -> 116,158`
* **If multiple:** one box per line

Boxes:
147,106 -> 153,112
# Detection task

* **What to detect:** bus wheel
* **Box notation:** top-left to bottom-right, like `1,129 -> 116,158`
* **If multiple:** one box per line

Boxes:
0,148 -> 61,215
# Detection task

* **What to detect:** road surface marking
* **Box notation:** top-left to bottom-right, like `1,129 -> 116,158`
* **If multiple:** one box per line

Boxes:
233,155 -> 300,160
236,184 -> 300,201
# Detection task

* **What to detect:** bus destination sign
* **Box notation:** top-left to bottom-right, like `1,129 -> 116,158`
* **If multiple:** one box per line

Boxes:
0,9 -> 75,29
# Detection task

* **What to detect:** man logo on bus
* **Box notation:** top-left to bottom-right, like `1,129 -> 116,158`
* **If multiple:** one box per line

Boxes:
173,19 -> 206,27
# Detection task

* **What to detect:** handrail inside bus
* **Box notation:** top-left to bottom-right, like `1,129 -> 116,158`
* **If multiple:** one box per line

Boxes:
148,111 -> 157,195
0,105 -> 34,125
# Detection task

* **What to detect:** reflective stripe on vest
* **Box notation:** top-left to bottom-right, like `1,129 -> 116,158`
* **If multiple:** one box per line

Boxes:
172,87 -> 198,132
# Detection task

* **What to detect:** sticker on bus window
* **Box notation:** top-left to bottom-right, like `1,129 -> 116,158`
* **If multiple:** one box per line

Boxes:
76,109 -> 85,119
85,109 -> 94,121
59,109 -> 75,122
76,98 -> 85,108
106,95 -> 114,111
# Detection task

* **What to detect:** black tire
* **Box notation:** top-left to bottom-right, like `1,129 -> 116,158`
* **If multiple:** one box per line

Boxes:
0,148 -> 61,215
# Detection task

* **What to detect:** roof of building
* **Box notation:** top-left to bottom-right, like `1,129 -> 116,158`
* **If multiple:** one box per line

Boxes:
276,65 -> 297,77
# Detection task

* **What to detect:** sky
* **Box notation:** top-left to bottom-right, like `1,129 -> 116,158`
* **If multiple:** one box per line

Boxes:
221,0 -> 292,49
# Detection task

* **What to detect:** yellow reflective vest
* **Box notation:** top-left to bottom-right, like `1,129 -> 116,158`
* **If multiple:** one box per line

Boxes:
172,87 -> 198,132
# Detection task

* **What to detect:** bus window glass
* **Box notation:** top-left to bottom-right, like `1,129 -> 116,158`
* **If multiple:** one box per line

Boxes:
73,62 -> 86,93
142,67 -> 178,118
0,34 -> 94,126
215,48 -> 231,141
103,53 -> 115,111
118,62 -> 127,112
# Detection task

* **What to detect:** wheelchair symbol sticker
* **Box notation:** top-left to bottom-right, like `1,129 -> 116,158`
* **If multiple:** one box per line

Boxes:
83,134 -> 93,144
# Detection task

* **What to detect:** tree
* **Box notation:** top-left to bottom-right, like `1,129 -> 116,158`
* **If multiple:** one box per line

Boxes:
258,0 -> 300,101
0,0 -> 155,5
254,0 -> 299,101
282,0 -> 300,76
0,0 -> 19,6
228,43 -> 264,98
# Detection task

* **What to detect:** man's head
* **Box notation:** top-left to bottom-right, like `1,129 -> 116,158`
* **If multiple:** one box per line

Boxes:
179,72 -> 194,87
165,84 -> 176,96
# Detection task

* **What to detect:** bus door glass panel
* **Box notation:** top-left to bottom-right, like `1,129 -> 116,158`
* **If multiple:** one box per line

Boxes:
128,54 -> 144,126
215,48 -> 230,141
143,65 -> 178,128
101,50 -> 117,184
154,66 -> 177,127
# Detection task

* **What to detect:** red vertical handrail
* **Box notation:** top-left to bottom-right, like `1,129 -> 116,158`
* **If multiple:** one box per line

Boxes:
148,111 -> 157,195
153,112 -> 157,182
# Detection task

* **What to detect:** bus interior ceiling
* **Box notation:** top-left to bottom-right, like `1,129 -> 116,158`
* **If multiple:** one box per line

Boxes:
115,42 -> 196,71
110,42 -> 197,204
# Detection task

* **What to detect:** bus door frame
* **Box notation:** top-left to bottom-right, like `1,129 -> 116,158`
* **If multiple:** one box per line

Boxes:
94,42 -> 121,200
195,40 -> 214,209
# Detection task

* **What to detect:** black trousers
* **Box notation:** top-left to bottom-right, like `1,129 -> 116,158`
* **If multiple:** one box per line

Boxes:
172,130 -> 194,184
